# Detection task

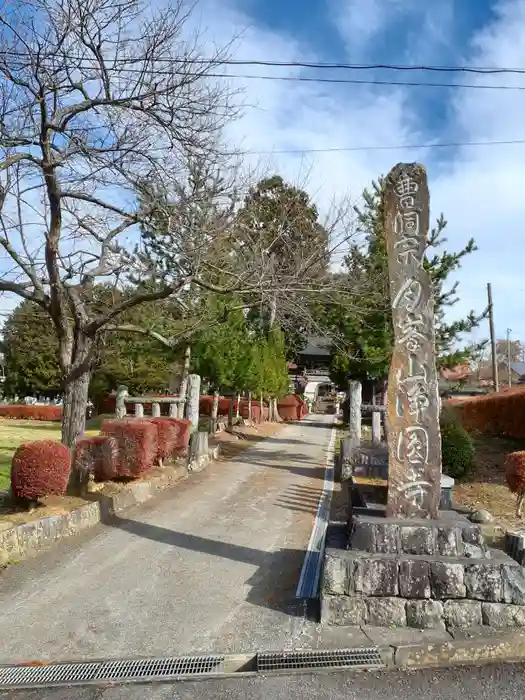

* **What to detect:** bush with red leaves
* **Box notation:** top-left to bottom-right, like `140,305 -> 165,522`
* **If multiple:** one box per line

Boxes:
150,418 -> 182,463
505,451 -> 525,517
506,451 -> 525,493
172,418 -> 191,454
453,388 -> 525,438
277,395 -> 308,421
101,419 -> 158,477
0,405 -> 62,421
74,435 -> 119,482
11,440 -> 71,502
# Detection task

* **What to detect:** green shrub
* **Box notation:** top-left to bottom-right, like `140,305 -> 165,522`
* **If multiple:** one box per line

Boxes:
440,410 -> 475,480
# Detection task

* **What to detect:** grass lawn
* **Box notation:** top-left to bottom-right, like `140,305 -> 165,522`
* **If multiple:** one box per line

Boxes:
0,420 -> 100,491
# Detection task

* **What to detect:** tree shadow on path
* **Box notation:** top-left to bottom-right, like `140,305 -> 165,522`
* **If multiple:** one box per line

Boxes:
101,507 -> 318,621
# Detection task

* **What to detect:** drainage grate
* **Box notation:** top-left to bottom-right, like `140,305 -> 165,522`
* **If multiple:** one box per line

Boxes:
257,647 -> 383,673
0,655 -> 225,688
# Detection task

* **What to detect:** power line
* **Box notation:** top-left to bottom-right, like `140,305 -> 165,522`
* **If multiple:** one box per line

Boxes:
4,51 -> 525,74
200,72 -> 525,91
5,61 -> 525,91
244,138 -> 525,155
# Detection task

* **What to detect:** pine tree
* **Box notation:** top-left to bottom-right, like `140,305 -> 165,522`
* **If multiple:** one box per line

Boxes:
329,177 -> 485,386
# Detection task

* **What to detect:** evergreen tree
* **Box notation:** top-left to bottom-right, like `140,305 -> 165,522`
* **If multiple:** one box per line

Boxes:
328,177 -> 485,386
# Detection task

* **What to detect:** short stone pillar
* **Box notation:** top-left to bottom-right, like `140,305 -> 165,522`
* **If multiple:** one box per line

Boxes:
115,385 -> 128,419
348,380 -> 362,441
151,402 -> 161,418
211,391 -> 219,433
169,402 -> 178,418
371,410 -> 381,445
135,403 -> 144,418
186,374 -> 201,431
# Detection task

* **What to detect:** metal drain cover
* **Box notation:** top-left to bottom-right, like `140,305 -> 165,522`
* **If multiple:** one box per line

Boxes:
0,654 -> 225,689
257,647 -> 383,673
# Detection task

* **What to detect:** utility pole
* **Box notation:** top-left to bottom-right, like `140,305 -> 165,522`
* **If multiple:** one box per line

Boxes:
507,328 -> 513,387
487,283 -> 499,392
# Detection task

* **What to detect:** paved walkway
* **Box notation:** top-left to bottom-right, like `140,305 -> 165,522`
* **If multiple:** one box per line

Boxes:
0,415 -> 334,664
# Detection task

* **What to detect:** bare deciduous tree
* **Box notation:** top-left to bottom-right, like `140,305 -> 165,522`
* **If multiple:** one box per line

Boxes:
0,0 -> 239,453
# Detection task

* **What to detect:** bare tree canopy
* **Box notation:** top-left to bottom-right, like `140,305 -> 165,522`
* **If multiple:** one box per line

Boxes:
0,0 -> 366,485
0,0 -> 239,449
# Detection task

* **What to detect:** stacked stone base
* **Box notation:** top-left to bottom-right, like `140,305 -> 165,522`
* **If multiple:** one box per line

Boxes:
321,513 -> 525,630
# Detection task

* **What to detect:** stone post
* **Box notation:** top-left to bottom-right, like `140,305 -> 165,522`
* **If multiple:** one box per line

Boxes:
348,380 -> 362,441
186,374 -> 201,432
169,401 -> 178,418
211,391 -> 219,433
151,402 -> 161,418
372,410 -> 381,445
135,403 -> 144,418
115,385 -> 128,419
383,163 -> 441,519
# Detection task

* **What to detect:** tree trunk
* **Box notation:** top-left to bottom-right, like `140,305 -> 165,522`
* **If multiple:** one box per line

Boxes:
61,370 -> 91,447
178,345 -> 191,418
247,392 -> 252,422
235,392 -> 241,419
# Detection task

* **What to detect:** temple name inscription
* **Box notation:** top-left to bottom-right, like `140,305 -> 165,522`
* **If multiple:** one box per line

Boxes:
384,163 -> 442,519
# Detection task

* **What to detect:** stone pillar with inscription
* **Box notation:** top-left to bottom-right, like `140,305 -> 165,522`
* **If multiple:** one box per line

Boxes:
320,162 -> 525,632
383,163 -> 441,520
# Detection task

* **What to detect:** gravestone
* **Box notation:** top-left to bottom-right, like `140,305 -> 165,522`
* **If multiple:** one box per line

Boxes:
383,163 -> 441,520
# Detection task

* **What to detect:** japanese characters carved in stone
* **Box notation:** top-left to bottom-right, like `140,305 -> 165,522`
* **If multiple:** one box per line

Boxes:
383,163 -> 442,519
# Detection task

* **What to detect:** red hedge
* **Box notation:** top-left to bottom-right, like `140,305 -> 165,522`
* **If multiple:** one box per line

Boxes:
277,395 -> 308,421
74,435 -> 119,482
199,396 -> 269,423
0,405 -> 62,421
452,389 -> 525,438
101,419 -> 158,477
171,418 -> 191,454
506,451 -> 525,494
150,418 -> 182,461
11,440 -> 71,501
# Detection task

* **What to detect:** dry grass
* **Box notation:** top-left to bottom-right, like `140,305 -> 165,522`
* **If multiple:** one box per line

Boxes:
453,432 -> 525,530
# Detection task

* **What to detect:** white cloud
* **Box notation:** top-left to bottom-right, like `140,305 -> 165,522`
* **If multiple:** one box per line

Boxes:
195,0 -> 525,344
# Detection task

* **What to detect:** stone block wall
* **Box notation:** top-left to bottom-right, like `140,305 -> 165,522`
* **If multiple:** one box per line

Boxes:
322,547 -> 525,629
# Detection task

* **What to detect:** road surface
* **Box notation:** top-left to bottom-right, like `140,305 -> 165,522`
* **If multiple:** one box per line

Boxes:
0,415 -> 334,664
1,663 -> 525,699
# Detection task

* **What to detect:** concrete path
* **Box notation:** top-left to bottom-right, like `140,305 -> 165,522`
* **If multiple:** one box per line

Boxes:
0,415 -> 334,664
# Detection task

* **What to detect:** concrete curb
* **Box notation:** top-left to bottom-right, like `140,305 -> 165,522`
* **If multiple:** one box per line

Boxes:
381,630 -> 525,670
0,444 -> 220,564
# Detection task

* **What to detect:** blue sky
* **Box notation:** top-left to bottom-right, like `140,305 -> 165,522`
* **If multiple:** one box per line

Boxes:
196,0 -> 525,348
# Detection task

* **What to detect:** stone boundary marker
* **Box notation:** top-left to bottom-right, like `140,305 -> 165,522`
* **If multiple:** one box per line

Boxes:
0,444 -> 220,564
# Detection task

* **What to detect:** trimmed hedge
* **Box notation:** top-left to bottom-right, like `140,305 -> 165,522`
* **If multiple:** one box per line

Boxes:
74,435 -> 119,482
11,440 -> 71,502
506,451 -> 525,494
101,419 -> 158,477
0,404 -> 62,421
199,396 -> 269,423
453,388 -> 525,438
171,418 -> 191,454
277,395 -> 308,421
150,417 -> 182,462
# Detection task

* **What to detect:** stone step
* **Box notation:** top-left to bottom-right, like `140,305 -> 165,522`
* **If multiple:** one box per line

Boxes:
323,547 -> 525,603
349,513 -> 488,558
